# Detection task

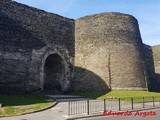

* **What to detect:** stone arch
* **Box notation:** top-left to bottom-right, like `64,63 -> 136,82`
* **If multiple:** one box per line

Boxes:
43,54 -> 64,94
39,49 -> 70,94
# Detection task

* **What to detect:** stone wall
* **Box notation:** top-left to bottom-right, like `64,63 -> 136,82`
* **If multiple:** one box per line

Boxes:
74,13 -> 148,91
0,1 -> 75,56
143,44 -> 156,91
152,45 -> 160,91
0,1 -> 74,94
0,52 -> 31,94
1,1 -> 159,94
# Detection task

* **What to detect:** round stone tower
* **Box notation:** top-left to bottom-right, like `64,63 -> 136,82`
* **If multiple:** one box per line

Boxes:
74,12 -> 148,91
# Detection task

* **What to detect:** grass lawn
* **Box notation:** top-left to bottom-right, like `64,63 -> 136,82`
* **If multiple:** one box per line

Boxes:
69,90 -> 160,102
99,91 -> 160,99
0,94 -> 56,117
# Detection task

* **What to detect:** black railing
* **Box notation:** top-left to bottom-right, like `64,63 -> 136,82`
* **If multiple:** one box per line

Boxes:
68,96 -> 160,117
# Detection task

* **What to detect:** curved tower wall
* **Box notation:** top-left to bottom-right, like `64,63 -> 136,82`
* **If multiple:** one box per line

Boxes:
74,13 -> 148,91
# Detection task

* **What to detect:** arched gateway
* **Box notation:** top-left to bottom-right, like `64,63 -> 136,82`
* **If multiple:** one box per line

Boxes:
43,54 -> 64,94
39,48 -> 71,94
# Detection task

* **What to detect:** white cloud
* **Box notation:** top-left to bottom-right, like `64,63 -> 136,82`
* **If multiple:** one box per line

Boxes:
63,0 -> 76,14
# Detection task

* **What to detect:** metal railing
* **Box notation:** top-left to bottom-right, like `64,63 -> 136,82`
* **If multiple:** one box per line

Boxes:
68,96 -> 160,117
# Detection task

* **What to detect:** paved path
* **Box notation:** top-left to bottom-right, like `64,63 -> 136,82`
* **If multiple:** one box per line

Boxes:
1,95 -> 160,120
0,95 -> 91,120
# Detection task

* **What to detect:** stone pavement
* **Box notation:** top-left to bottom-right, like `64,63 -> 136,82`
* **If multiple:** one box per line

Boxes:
0,95 -> 91,120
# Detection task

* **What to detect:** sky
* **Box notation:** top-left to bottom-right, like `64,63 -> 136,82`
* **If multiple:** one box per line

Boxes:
14,0 -> 160,46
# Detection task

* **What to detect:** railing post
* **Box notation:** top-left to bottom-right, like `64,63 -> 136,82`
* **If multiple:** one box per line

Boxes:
118,98 -> 121,111
143,97 -> 145,108
153,96 -> 155,107
87,100 -> 89,115
104,99 -> 106,111
68,101 -> 70,117
131,98 -> 133,109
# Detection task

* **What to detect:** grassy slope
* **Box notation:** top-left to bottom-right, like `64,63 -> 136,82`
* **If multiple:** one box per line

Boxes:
70,91 -> 160,99
0,94 -> 56,117
99,91 -> 160,99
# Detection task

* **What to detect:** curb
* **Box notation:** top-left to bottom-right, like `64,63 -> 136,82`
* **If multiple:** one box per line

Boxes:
21,101 -> 58,115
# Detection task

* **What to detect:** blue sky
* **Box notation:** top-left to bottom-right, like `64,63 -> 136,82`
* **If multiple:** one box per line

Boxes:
14,0 -> 160,46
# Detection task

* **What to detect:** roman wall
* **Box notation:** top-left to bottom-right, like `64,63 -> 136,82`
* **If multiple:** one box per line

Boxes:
0,0 -> 159,94
74,13 -> 148,91
0,1 -> 74,94
152,45 -> 160,91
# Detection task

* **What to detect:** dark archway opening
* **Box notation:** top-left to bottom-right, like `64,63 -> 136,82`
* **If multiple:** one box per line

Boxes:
43,54 -> 64,94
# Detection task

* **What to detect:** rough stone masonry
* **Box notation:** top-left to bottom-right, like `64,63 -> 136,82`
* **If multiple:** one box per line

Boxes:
0,0 -> 160,94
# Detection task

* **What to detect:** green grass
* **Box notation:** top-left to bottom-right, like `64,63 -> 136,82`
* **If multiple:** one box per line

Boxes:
69,90 -> 160,103
0,94 -> 56,117
99,91 -> 160,99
